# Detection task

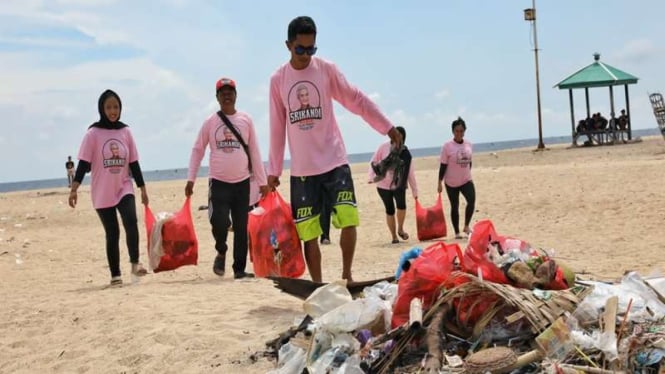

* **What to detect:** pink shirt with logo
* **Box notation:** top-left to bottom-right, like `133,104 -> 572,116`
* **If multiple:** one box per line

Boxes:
439,139 -> 473,188
187,111 -> 267,187
268,57 -> 394,177
367,142 -> 418,198
77,127 -> 139,209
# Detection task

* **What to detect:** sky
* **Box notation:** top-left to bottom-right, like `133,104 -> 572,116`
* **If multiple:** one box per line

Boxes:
1,0 -> 664,183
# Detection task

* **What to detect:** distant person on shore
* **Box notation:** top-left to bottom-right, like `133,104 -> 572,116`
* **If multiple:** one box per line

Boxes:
437,117 -> 475,239
65,156 -> 75,188
266,16 -> 402,283
185,77 -> 268,280
368,126 -> 418,244
68,89 -> 149,286
618,109 -> 629,130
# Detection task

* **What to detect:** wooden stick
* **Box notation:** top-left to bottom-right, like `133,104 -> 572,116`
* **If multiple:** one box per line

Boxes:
497,349 -> 543,374
616,298 -> 633,343
558,364 -> 626,374
423,308 -> 446,373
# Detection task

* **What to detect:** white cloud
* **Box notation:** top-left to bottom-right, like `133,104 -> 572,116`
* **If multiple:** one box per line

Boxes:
368,92 -> 381,102
434,89 -> 450,100
612,38 -> 658,64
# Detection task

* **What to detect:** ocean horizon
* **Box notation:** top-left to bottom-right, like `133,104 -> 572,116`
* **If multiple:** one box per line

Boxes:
1,128 -> 659,194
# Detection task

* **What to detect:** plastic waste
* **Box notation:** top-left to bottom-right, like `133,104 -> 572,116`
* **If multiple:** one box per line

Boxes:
575,271 -> 665,322
304,280 -> 353,318
267,342 -> 306,374
394,247 -> 422,280
317,296 -> 389,334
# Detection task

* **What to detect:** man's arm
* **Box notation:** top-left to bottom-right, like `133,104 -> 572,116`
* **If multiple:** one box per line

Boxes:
327,62 -> 401,147
267,75 -> 287,188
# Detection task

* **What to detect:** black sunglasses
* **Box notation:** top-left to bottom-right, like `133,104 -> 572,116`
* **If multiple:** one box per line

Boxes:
294,44 -> 317,56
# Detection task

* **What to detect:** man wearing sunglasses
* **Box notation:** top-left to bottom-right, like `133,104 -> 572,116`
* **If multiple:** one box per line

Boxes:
267,15 -> 402,283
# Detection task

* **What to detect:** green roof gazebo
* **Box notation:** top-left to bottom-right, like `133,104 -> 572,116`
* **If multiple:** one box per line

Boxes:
555,53 -> 639,144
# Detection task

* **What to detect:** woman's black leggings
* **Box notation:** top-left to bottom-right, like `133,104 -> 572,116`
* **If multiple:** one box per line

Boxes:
444,181 -> 476,234
96,194 -> 139,277
377,188 -> 407,216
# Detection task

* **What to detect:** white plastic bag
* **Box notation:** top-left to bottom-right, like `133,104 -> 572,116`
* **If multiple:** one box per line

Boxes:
303,280 -> 353,318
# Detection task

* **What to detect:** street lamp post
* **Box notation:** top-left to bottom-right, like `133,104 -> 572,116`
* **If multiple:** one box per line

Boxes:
524,0 -> 545,150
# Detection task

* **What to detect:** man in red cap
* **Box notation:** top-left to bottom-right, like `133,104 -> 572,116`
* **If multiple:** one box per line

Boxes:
185,77 -> 268,279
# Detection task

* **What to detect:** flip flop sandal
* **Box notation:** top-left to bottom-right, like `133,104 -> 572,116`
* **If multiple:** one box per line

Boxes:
391,239 -> 400,244
398,231 -> 409,240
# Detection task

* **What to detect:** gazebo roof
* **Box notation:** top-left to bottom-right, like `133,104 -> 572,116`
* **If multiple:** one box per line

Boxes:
555,54 -> 638,90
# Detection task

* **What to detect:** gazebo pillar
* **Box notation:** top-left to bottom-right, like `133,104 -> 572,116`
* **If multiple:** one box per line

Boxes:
609,85 -> 616,119
568,89 -> 575,144
584,87 -> 590,118
625,84 -> 632,140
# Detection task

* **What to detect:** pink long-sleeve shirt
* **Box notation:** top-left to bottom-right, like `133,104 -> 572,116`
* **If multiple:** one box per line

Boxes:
367,141 -> 418,198
268,57 -> 394,177
187,111 -> 267,186
439,139 -> 473,188
77,127 -> 139,209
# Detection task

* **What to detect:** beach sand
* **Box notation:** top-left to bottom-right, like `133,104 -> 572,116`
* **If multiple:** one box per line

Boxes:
1,136 -> 665,373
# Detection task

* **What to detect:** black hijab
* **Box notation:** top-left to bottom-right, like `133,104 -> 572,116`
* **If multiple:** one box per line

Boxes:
88,89 -> 128,129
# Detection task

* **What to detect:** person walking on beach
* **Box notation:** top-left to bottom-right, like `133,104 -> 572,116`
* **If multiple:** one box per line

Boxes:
185,77 -> 268,279
368,126 -> 418,244
65,156 -> 75,188
68,89 -> 149,286
437,117 -> 476,239
267,16 -> 402,283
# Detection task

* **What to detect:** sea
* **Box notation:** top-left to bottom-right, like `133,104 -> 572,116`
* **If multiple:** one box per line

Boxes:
1,128 -> 660,194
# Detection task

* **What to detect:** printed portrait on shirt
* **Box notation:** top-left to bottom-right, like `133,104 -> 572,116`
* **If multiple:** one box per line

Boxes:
215,125 -> 241,153
102,139 -> 127,173
456,148 -> 472,167
287,81 -> 322,130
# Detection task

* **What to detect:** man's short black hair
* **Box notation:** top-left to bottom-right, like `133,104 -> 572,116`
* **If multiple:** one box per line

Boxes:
288,16 -> 317,42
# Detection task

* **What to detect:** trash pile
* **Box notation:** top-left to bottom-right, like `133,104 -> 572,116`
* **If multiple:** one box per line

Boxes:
261,219 -> 665,373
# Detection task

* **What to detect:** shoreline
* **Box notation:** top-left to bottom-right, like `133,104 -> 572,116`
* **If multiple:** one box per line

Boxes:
2,128 -> 660,193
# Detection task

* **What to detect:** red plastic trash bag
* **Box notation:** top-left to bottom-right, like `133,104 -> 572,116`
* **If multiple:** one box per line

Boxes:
415,194 -> 447,241
391,241 -> 462,328
463,219 -> 509,284
247,191 -> 305,278
144,198 -> 198,273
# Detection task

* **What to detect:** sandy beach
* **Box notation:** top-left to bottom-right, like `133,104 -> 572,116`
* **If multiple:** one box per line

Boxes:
1,136 -> 665,373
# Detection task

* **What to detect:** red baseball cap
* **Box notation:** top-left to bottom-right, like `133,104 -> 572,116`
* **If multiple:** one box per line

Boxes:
215,77 -> 236,92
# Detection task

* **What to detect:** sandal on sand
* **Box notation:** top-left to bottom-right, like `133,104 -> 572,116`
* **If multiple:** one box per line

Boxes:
398,231 -> 409,240
391,239 -> 400,244
455,233 -> 464,239
131,263 -> 148,276
110,276 -> 123,286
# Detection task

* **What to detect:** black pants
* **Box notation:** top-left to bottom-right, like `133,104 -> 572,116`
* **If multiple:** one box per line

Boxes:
445,181 -> 476,234
209,178 -> 250,275
96,194 -> 139,277
377,188 -> 407,216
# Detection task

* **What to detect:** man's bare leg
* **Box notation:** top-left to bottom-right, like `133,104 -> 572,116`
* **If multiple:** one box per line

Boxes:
340,226 -> 356,282
303,239 -> 322,283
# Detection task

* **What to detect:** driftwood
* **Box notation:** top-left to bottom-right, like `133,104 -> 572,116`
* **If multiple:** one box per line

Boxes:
268,275 -> 395,300
265,314 -> 313,353
423,307 -> 447,372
